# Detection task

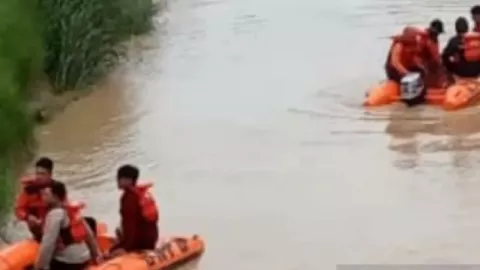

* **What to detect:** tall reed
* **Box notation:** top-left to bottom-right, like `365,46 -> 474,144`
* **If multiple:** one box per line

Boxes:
117,0 -> 160,36
39,0 -> 159,92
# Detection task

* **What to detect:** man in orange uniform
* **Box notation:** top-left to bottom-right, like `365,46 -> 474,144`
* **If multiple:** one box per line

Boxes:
384,19 -> 445,105
109,164 -> 159,256
421,20 -> 447,88
385,20 -> 444,84
385,28 -> 424,83
424,19 -> 444,61
471,6 -> 480,32
15,157 -> 57,241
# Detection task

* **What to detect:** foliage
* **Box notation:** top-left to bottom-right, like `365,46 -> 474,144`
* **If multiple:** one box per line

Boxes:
39,0 -> 159,91
0,0 -> 42,219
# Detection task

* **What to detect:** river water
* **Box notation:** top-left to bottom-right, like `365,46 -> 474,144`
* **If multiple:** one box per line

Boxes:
22,0 -> 480,269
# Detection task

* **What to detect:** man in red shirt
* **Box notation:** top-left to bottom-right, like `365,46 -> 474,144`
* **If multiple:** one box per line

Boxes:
109,164 -> 159,256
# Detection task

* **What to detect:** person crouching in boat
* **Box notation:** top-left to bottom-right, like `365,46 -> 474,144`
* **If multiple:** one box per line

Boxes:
108,164 -> 159,257
442,17 -> 480,79
34,181 -> 102,270
15,157 -> 59,241
384,19 -> 445,106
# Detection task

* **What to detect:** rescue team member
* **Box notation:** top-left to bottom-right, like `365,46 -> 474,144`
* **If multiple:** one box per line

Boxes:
34,181 -> 102,270
442,17 -> 480,78
15,157 -> 58,241
385,19 -> 445,84
109,165 -> 159,257
471,5 -> 480,32
384,19 -> 445,106
424,19 -> 445,63
384,28 -> 424,83
421,19 -> 447,88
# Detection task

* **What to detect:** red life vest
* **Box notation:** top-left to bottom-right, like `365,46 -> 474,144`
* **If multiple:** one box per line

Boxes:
406,27 -> 441,60
133,183 -> 159,223
19,176 -> 51,221
388,31 -> 422,70
463,32 -> 480,62
53,201 -> 90,248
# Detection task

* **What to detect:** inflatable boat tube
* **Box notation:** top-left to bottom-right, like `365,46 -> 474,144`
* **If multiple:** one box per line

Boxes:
0,223 -> 113,270
0,231 -> 204,270
91,235 -> 205,270
364,79 -> 480,110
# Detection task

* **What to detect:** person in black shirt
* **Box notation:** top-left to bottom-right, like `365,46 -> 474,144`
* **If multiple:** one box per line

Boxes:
442,17 -> 479,78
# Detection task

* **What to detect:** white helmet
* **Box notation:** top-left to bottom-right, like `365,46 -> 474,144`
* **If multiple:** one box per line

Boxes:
400,72 -> 424,101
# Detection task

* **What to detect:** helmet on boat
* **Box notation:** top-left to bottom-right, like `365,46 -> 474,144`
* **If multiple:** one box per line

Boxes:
400,72 -> 425,105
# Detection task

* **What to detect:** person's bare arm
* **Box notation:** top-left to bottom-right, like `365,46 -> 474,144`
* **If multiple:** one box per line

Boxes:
83,219 -> 101,261
34,209 -> 63,270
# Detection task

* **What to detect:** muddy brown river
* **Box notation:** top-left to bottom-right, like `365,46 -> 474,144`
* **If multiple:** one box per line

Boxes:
13,0 -> 480,268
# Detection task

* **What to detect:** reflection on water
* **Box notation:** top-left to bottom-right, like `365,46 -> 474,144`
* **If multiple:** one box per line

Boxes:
24,0 -> 480,269
385,105 -> 480,174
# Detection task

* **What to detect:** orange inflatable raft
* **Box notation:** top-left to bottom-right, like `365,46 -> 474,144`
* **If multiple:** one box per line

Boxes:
0,223 -> 113,270
91,235 -> 205,270
0,225 -> 205,270
364,79 -> 480,110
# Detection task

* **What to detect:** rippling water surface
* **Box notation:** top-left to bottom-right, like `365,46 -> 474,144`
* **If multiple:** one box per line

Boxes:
24,0 -> 480,268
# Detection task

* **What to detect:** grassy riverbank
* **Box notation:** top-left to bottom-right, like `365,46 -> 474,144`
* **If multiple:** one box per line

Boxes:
0,0 -> 159,221
0,0 -> 43,219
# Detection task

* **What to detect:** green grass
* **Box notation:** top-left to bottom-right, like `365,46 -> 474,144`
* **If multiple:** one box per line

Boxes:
0,0 -> 158,221
0,0 -> 42,221
117,0 -> 160,36
0,158 -> 17,221
39,0 -> 159,91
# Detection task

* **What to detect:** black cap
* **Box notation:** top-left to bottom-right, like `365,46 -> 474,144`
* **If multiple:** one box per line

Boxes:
430,19 -> 444,34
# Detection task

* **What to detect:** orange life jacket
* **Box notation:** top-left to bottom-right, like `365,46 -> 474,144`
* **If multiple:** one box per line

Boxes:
53,201 -> 90,248
389,27 -> 427,58
388,35 -> 421,71
463,32 -> 480,62
402,27 -> 441,62
16,176 -> 51,221
133,183 -> 159,223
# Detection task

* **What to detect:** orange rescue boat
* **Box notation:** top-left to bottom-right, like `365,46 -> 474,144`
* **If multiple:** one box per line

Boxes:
364,79 -> 480,110
91,235 -> 205,270
0,224 -> 205,270
0,223 -> 112,270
